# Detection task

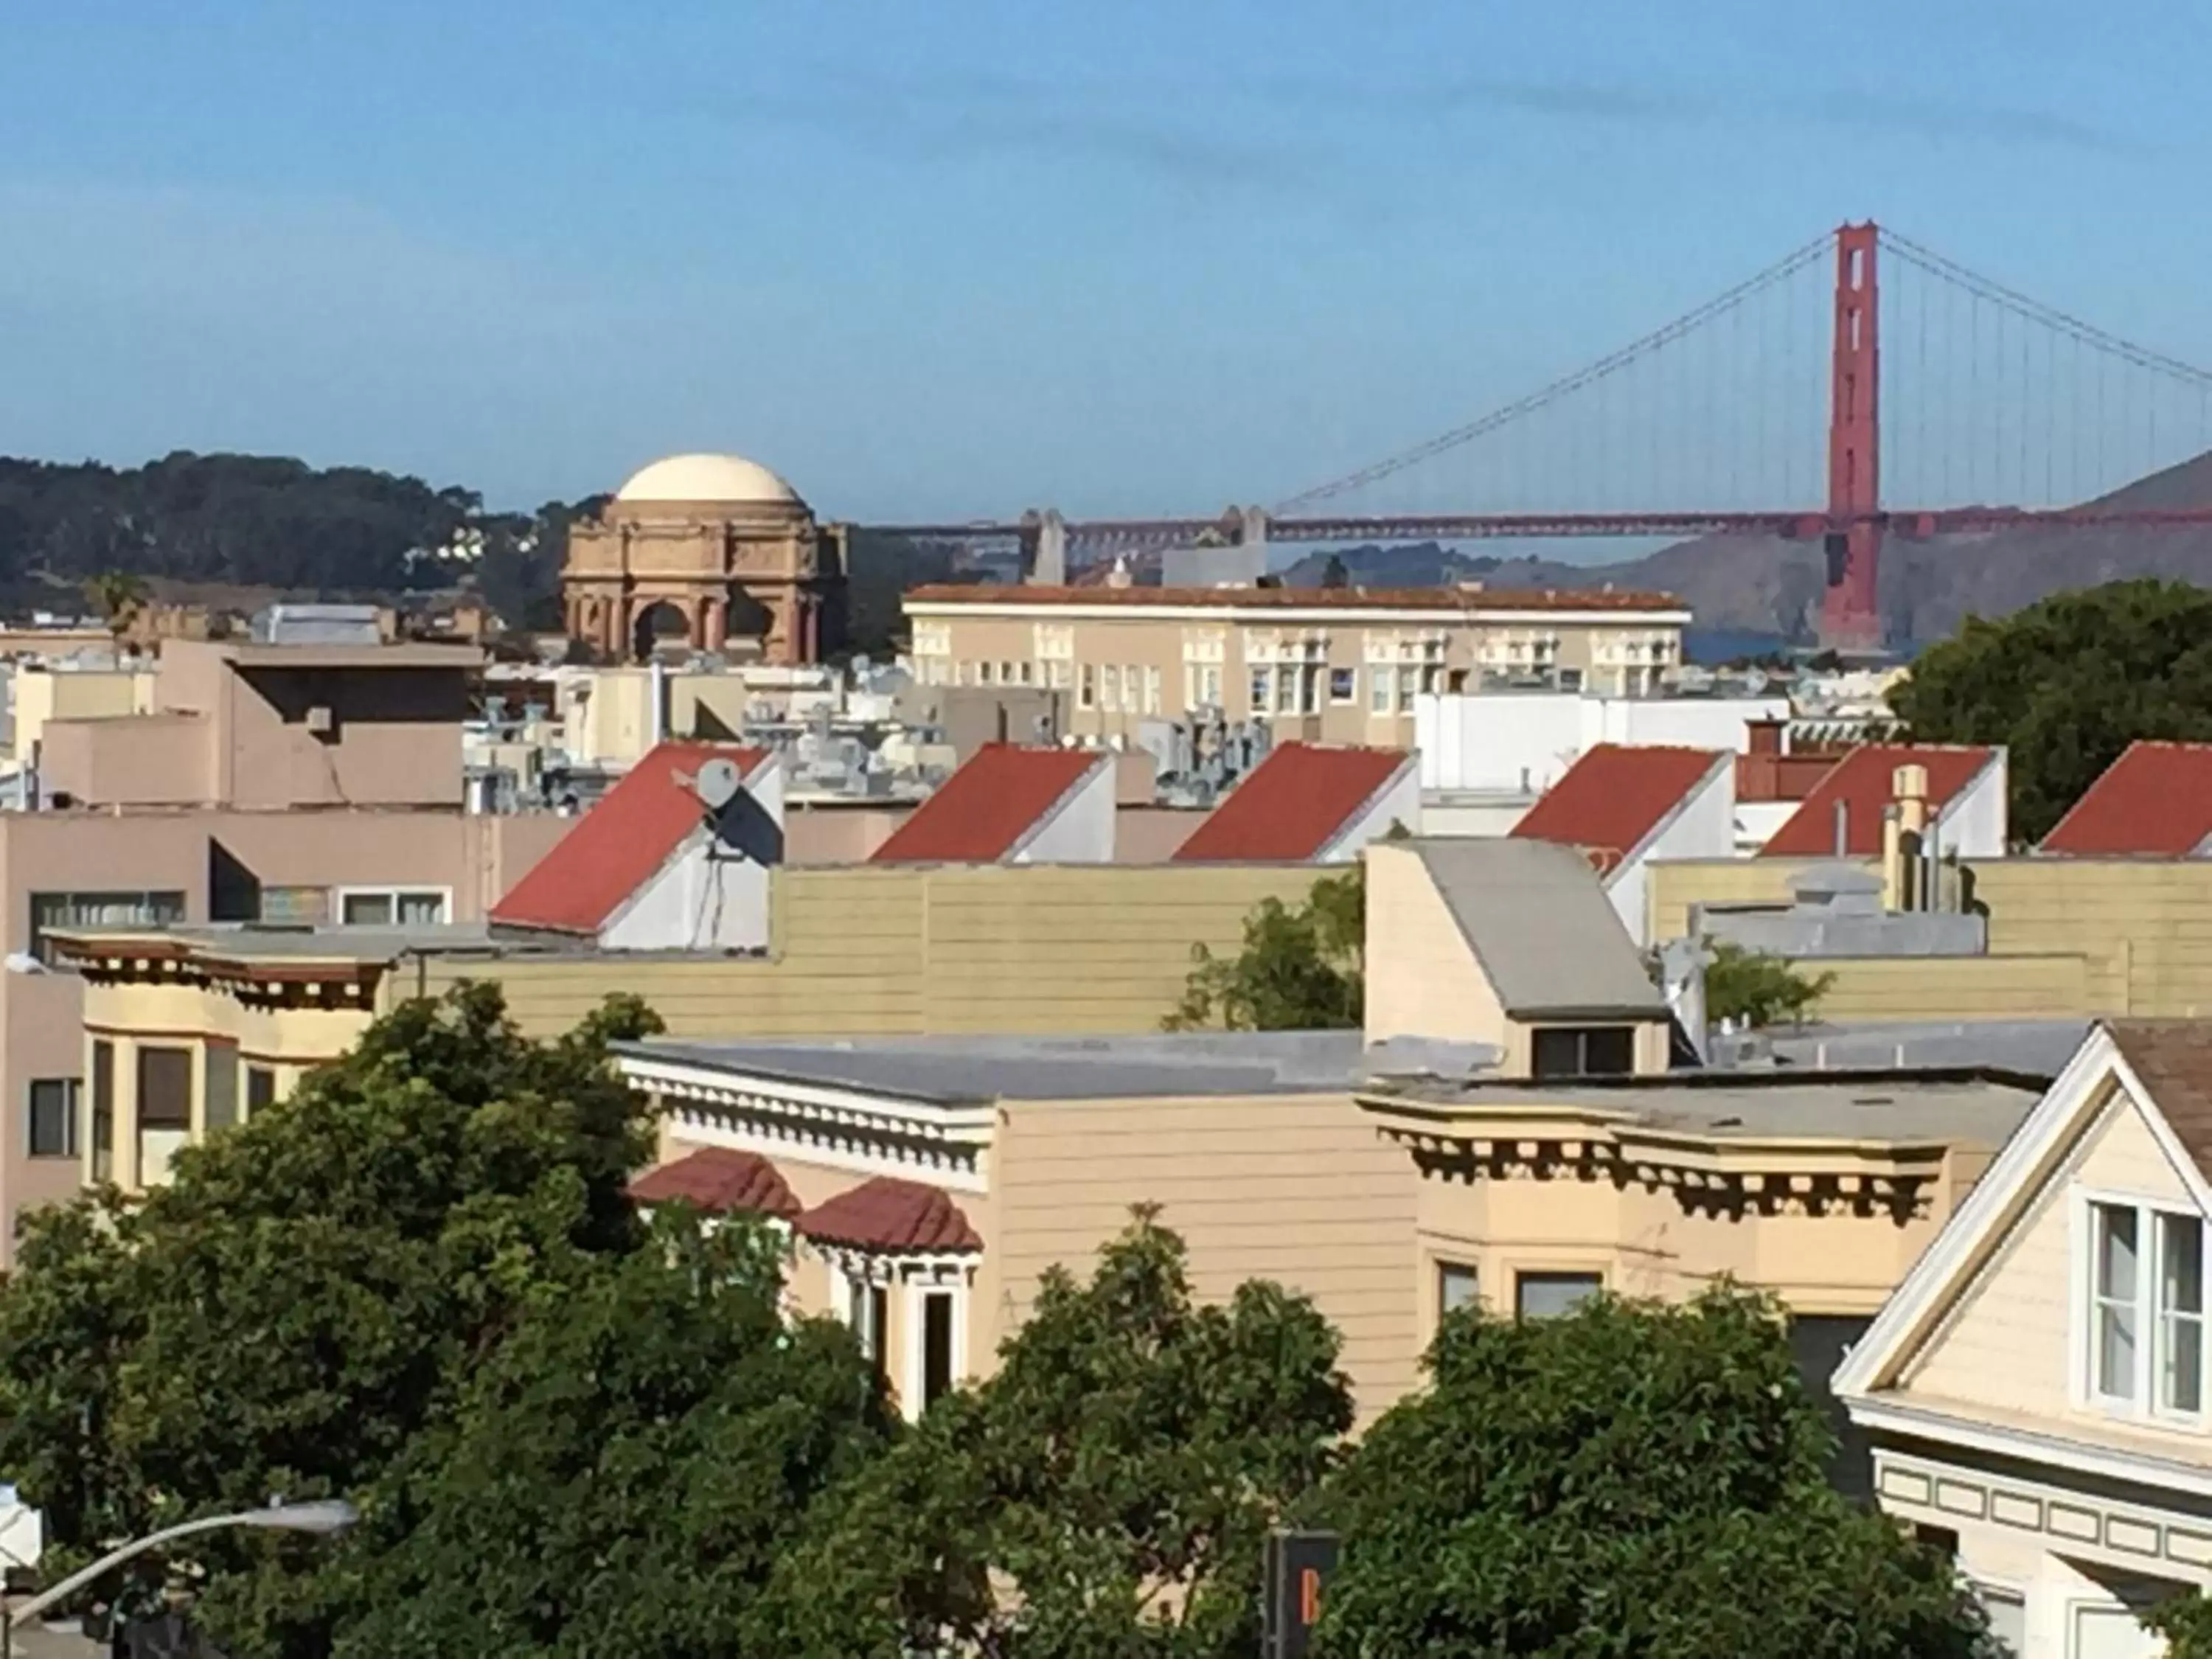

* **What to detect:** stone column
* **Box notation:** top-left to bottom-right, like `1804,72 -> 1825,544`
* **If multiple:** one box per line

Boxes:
703,596 -> 727,653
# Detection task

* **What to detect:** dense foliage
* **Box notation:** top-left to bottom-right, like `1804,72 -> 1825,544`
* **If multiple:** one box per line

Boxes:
2149,1590 -> 2212,1655
1317,1288 -> 1992,1658
1703,939 -> 1834,1029
0,984 -> 667,1652
754,1210 -> 1353,1659
1166,867 -> 1365,1031
1890,577 -> 2212,842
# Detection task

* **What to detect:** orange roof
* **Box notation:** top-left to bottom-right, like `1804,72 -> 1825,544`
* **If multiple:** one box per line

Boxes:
799,1177 -> 981,1253
1510,745 -> 1728,874
902,583 -> 1684,613
629,1148 -> 801,1220
1759,745 -> 1997,858
1173,744 -> 1413,863
872,745 -> 1104,863
493,742 -> 771,933
2042,742 -> 2212,856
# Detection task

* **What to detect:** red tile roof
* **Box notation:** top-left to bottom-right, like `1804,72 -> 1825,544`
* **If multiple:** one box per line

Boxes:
493,742 -> 771,933
2041,742 -> 2212,856
904,583 -> 1685,613
1758,745 -> 1997,858
799,1176 -> 981,1253
1172,743 -> 1414,863
871,744 -> 1104,863
1510,745 -> 1728,874
629,1148 -> 801,1220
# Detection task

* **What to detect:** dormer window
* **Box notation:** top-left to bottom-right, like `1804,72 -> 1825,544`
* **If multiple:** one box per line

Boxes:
2086,1198 -> 2203,1416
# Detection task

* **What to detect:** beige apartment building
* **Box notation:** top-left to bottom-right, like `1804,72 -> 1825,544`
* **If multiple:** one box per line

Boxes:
899,584 -> 1691,746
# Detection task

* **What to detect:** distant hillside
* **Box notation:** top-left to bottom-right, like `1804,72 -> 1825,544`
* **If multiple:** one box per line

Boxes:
1282,450 -> 2212,647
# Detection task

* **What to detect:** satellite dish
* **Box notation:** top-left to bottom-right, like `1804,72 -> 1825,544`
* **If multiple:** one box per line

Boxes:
693,758 -> 743,811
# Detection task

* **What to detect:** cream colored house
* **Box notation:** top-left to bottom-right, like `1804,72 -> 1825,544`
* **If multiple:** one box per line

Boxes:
900,584 -> 1691,748
1837,1021 -> 2212,1657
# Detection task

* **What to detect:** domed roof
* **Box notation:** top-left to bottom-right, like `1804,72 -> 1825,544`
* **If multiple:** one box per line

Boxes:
614,453 -> 801,507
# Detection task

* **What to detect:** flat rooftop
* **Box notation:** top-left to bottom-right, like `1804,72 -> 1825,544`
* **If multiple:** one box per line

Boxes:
1368,1068 -> 2048,1148
620,1031 -> 1380,1104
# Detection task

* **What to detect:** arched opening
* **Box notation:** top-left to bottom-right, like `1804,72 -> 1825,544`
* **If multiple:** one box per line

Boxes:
720,588 -> 775,661
630,599 -> 692,661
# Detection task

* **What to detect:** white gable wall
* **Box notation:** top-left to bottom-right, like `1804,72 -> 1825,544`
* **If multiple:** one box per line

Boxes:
1899,1088 -> 2204,1446
1012,762 -> 1115,864
600,762 -> 785,951
1608,758 -> 1736,947
1318,764 -> 1423,862
1415,692 -> 1790,793
1935,752 -> 2009,858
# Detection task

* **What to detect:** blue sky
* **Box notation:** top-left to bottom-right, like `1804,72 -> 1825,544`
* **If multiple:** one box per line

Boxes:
1,1 -> 2208,522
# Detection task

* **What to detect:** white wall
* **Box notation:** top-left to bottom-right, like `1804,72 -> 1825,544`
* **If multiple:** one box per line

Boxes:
602,762 -> 785,951
1318,762 -> 1423,861
1012,760 -> 1116,864
1935,752 -> 2009,858
1415,692 -> 1791,793
1735,800 -> 1797,856
1610,758 -> 1735,945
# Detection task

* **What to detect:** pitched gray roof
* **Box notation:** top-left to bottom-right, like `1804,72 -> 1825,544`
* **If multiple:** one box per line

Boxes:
1413,839 -> 1668,1019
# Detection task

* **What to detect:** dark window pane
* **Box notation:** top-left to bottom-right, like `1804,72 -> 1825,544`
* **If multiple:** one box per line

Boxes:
27,1079 -> 76,1158
137,1047 -> 193,1130
246,1067 -> 276,1116
1582,1026 -> 1635,1074
1531,1026 -> 1636,1079
1516,1271 -> 1601,1320
204,1041 -> 239,1133
1438,1261 -> 1479,1316
1531,1028 -> 1582,1079
91,1041 -> 114,1183
1790,1313 -> 1875,1503
28,890 -> 186,965
922,1292 -> 956,1408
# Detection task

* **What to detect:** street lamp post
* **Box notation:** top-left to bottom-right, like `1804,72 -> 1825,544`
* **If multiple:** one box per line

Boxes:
4,1500 -> 357,1641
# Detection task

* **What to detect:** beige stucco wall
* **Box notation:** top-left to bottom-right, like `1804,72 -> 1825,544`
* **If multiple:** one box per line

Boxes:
9,669 -> 151,765
1362,843 -> 1510,1048
784,804 -> 914,866
1898,1088 -> 2212,1467
1412,1141 -> 1974,1327
1649,857 -> 2212,1021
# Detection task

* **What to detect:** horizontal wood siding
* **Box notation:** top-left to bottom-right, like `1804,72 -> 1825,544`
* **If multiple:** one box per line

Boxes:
992,1093 -> 1422,1423
403,863 -> 1318,1038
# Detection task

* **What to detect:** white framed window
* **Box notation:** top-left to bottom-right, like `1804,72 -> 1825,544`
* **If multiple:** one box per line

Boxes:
1250,666 -> 1273,714
1368,667 -> 1391,714
904,1279 -> 967,1420
1047,658 -> 1070,689
978,661 -> 996,686
2083,1194 -> 2205,1418
1000,661 -> 1015,685
1078,663 -> 1096,709
1275,665 -> 1298,714
1395,665 -> 1419,714
1100,664 -> 1121,713
335,887 -> 451,928
1124,665 -> 1141,713
1329,667 -> 1357,704
1144,666 -> 1162,716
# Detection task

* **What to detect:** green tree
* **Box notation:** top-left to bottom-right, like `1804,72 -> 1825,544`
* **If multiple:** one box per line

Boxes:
1889,579 -> 2212,843
1703,939 -> 1834,1029
331,1211 -> 895,1659
1315,1287 -> 1991,1659
2147,1590 -> 2212,1655
83,568 -> 147,640
758,1211 -> 1354,1659
1165,868 -> 1364,1031
0,984 -> 666,1654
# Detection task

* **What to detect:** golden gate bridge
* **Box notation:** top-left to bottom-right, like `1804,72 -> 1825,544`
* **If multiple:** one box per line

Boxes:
868,223 -> 2212,651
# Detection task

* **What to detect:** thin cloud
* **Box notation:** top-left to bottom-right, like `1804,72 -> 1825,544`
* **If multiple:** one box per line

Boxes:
684,66 -> 1303,192
1267,72 -> 2133,155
